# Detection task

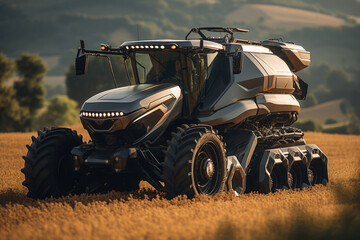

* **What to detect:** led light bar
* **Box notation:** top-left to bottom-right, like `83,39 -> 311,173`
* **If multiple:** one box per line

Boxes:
124,45 -> 176,50
81,111 -> 124,118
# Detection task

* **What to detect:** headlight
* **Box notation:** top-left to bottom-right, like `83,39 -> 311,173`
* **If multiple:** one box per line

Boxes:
81,111 -> 124,119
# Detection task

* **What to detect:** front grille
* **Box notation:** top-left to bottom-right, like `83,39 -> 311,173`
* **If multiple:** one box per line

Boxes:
92,131 -> 131,147
89,119 -> 116,131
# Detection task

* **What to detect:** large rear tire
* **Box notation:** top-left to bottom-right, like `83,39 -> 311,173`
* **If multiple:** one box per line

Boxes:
162,124 -> 227,199
21,128 -> 83,199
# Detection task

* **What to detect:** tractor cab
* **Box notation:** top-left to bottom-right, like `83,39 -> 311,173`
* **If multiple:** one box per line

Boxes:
76,35 -> 231,117
120,39 -> 227,115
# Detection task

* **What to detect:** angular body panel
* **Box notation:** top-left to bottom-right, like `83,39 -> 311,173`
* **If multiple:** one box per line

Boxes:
261,40 -> 310,72
198,94 -> 299,126
80,84 -> 182,145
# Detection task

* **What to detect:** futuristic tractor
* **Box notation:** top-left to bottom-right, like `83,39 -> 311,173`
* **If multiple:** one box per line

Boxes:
22,27 -> 328,199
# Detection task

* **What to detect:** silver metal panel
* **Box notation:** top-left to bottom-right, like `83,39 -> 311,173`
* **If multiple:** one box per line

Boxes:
235,53 -> 268,90
213,53 -> 267,111
241,44 -> 272,54
256,94 -> 300,114
261,40 -> 310,72
198,99 -> 258,126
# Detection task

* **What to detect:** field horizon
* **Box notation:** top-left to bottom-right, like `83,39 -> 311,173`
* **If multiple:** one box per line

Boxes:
0,128 -> 359,240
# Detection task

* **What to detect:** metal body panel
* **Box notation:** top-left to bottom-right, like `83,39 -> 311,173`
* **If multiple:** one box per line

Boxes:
211,46 -> 295,113
198,94 -> 300,126
213,53 -> 266,112
236,53 -> 269,91
80,83 -> 182,145
82,83 -> 180,113
226,155 -> 246,196
256,94 -> 300,114
198,100 -> 258,126
261,40 -> 310,72
242,45 -> 272,54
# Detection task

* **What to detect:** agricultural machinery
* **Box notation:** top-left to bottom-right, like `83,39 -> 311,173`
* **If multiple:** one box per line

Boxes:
22,27 -> 328,199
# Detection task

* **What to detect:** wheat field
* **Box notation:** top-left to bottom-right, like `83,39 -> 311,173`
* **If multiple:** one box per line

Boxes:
0,126 -> 359,240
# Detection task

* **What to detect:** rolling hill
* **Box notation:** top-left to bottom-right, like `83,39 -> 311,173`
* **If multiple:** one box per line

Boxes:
226,4 -> 348,31
299,99 -> 348,124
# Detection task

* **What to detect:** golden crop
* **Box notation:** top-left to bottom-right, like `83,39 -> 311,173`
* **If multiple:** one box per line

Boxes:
0,126 -> 359,240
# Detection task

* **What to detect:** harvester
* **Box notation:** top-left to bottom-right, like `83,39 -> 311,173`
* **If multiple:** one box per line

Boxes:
22,27 -> 328,199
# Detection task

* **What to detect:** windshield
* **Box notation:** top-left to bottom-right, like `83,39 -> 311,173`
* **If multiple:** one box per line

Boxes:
130,50 -> 218,113
133,51 -> 182,85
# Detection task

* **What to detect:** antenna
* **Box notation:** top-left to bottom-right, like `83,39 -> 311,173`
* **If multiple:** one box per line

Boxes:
137,24 -> 139,41
80,40 -> 85,49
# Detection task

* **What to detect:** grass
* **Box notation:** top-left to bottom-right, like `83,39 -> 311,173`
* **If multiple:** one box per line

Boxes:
0,126 -> 359,240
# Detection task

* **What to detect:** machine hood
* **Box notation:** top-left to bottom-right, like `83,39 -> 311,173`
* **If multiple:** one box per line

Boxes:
81,83 -> 181,114
80,83 -> 182,146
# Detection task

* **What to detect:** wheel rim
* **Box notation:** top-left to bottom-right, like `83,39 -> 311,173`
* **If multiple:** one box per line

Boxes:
288,171 -> 294,189
308,167 -> 317,185
193,140 -> 222,195
289,164 -> 303,189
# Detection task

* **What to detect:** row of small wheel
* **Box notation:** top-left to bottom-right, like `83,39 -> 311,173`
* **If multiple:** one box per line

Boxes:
268,155 -> 327,193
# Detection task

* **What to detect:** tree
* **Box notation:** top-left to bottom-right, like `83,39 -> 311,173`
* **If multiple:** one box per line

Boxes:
0,53 -> 30,132
0,86 -> 30,132
308,65 -> 332,88
14,53 -> 47,115
0,53 -> 15,85
347,115 -> 360,135
66,55 -> 128,106
324,68 -> 352,99
34,95 -> 79,128
0,53 -> 48,132
325,68 -> 351,89
301,93 -> 318,108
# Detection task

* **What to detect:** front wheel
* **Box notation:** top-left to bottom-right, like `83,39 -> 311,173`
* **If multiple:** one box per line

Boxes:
162,124 -> 227,199
21,128 -> 83,199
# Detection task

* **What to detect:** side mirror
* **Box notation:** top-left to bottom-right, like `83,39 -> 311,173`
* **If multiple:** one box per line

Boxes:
75,55 -> 88,75
233,50 -> 243,74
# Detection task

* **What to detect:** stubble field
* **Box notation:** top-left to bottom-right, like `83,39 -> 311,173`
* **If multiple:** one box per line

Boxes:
0,125 -> 359,240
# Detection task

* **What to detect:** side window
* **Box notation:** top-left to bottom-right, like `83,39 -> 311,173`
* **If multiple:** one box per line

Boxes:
233,49 -> 243,74
124,57 -> 136,85
199,53 -> 231,111
185,54 -> 208,113
134,53 -> 152,84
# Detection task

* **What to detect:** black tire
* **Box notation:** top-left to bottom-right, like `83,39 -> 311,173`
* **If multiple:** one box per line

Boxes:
21,128 -> 83,199
162,124 -> 227,199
